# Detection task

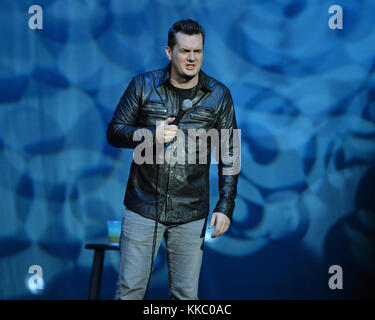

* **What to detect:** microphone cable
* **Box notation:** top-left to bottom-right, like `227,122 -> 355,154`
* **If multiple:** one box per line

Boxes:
144,144 -> 162,299
143,99 -> 194,299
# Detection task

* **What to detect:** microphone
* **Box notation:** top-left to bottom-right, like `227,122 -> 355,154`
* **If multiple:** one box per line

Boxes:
170,99 -> 193,125
164,99 -> 193,149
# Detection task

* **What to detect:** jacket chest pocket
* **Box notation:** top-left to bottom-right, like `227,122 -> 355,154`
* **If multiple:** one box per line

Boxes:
141,99 -> 168,119
189,106 -> 215,123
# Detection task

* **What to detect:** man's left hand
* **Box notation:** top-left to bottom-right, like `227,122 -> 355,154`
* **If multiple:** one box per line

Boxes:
208,212 -> 230,238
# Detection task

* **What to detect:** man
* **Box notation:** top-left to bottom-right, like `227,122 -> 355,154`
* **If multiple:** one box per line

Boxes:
107,19 -> 239,300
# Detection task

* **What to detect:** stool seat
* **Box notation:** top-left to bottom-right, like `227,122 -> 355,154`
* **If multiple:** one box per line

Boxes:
85,243 -> 119,250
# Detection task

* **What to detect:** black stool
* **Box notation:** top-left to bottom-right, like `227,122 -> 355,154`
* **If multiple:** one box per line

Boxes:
85,243 -> 119,300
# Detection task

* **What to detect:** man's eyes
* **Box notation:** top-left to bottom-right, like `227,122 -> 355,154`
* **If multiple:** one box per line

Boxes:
180,50 -> 202,53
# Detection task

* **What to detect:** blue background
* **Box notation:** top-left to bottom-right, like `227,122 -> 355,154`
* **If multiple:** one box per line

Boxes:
0,0 -> 374,299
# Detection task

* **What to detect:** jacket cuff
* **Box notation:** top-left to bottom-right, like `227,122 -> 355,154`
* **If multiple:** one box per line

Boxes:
213,199 -> 235,222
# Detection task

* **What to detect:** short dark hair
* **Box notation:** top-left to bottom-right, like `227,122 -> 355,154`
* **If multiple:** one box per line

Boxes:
168,19 -> 205,49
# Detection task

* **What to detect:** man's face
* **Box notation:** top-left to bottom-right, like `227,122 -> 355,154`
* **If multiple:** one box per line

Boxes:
166,32 -> 204,80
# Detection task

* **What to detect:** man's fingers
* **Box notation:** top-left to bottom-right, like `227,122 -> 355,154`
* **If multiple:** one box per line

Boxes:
164,136 -> 176,143
212,222 -> 224,238
164,130 -> 177,137
164,131 -> 177,140
209,213 -> 216,228
212,225 -> 228,238
155,118 -> 178,143
210,213 -> 230,238
164,117 -> 176,125
159,121 -> 178,143
164,126 -> 178,132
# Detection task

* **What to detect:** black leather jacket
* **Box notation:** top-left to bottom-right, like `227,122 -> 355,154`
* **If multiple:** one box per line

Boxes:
106,63 -> 239,223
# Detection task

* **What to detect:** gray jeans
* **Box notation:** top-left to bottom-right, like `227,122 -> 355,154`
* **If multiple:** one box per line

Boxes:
115,208 -> 207,300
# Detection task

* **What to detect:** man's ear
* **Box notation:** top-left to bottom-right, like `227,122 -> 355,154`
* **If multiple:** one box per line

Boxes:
165,46 -> 172,60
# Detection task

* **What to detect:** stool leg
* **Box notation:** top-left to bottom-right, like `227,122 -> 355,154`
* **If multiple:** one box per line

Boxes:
88,249 -> 105,300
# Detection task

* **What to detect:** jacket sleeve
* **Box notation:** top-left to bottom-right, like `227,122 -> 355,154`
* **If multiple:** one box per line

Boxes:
106,76 -> 156,149
213,88 -> 240,222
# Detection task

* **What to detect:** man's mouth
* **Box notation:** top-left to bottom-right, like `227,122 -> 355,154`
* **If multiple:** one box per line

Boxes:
186,64 -> 195,70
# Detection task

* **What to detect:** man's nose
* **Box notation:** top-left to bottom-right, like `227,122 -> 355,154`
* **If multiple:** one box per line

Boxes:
187,52 -> 195,61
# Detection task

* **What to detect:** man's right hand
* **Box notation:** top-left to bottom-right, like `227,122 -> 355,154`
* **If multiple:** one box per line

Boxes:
156,117 -> 178,144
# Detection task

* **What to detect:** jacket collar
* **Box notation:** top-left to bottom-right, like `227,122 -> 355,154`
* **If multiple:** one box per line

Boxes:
158,62 -> 212,91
